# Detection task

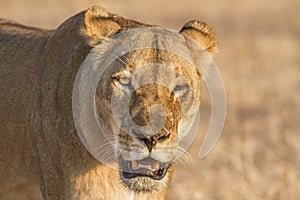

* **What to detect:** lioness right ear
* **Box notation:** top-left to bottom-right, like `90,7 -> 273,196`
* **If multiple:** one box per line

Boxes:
180,20 -> 218,56
82,6 -> 121,46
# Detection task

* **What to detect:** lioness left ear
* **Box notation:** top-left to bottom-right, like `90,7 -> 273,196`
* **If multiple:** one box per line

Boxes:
180,20 -> 218,56
82,6 -> 121,46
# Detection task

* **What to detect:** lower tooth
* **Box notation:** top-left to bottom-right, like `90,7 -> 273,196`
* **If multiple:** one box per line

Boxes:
151,162 -> 159,170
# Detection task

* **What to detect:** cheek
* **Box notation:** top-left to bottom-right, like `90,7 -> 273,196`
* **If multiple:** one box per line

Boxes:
177,111 -> 200,140
151,135 -> 179,162
118,135 -> 134,151
179,92 -> 199,114
117,136 -> 148,160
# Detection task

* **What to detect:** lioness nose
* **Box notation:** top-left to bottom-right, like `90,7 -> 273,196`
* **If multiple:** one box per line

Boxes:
133,131 -> 159,152
141,136 -> 157,152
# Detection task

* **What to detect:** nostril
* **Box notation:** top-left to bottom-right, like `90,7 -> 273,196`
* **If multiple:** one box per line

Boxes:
132,130 -> 158,152
141,137 -> 156,152
157,132 -> 171,142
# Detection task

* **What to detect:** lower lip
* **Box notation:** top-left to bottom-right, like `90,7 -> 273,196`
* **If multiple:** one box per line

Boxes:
120,160 -> 170,180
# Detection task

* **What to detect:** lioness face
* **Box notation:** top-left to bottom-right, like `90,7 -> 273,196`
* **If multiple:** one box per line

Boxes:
80,7 -> 217,193
96,49 -> 202,192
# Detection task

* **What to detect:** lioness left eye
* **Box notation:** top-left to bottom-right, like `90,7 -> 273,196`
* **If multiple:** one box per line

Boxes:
174,85 -> 182,91
173,84 -> 189,92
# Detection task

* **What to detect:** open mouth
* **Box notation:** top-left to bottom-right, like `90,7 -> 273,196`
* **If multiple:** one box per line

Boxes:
120,157 -> 171,180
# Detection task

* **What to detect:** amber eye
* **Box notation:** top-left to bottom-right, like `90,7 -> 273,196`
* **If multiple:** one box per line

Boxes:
118,77 -> 131,86
173,84 -> 189,93
174,85 -> 183,91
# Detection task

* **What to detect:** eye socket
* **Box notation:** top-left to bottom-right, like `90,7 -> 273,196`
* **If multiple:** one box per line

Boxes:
173,84 -> 189,92
113,76 -> 131,86
174,85 -> 183,91
118,77 -> 131,86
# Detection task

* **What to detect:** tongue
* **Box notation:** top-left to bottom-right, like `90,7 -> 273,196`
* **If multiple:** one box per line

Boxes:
131,158 -> 160,171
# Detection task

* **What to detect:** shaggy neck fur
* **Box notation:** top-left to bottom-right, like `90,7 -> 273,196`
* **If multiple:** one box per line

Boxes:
71,164 -> 167,200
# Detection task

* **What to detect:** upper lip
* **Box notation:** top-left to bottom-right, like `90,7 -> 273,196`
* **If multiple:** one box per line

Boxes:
120,157 -> 171,180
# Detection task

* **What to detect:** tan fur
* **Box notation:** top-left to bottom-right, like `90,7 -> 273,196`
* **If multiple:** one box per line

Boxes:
180,20 -> 218,55
0,6 -> 217,200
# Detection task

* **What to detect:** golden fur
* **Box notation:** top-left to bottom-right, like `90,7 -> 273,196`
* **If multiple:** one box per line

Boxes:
0,6 -> 217,200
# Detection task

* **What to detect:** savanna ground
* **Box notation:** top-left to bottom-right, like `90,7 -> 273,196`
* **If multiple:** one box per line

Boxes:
1,0 -> 299,199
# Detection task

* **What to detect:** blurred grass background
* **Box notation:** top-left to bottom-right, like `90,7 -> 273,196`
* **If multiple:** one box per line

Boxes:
1,0 -> 299,199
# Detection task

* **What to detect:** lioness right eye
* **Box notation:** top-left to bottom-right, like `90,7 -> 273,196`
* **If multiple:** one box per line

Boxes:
118,77 -> 131,86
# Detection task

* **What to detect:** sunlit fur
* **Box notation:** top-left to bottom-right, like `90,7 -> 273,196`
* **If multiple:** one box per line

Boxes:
0,6 -> 217,200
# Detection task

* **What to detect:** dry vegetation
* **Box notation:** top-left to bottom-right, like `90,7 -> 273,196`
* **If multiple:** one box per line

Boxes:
1,0 -> 299,199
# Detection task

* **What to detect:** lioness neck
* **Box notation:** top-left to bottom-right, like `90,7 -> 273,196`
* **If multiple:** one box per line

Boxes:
70,164 -> 167,200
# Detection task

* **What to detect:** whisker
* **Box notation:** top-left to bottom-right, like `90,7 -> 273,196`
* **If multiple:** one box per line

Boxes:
94,142 -> 115,152
93,140 -> 119,162
174,146 -> 192,167
95,146 -> 119,162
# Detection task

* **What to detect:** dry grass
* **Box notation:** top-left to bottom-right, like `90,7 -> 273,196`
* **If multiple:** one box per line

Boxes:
1,0 -> 299,199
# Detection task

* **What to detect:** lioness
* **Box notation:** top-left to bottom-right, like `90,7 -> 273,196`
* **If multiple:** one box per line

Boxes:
0,6 -> 217,200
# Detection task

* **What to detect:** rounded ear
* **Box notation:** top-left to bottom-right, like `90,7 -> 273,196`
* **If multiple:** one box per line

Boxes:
180,20 -> 218,56
81,6 -> 121,46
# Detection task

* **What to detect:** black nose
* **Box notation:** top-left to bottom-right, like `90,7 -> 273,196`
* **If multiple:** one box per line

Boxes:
141,136 -> 157,152
133,130 -> 158,152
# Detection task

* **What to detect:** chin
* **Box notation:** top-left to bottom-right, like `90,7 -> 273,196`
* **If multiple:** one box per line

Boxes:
119,156 -> 173,192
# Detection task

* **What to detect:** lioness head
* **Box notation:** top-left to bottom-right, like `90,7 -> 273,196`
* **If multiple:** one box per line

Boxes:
79,6 -> 217,192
